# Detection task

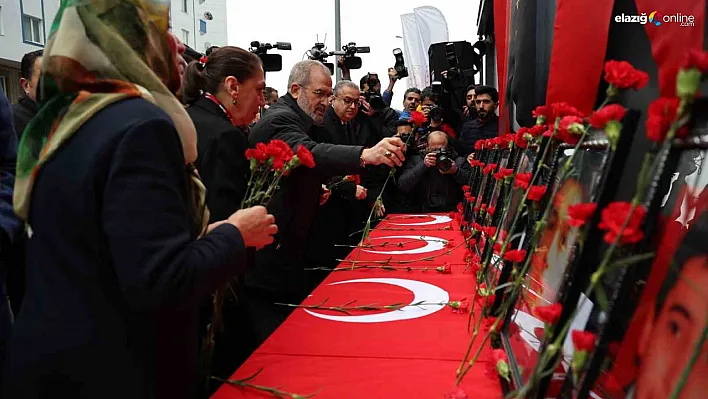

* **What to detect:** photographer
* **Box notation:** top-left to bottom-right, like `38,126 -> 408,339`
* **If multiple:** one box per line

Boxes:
462,85 -> 478,121
398,131 -> 471,213
387,119 -> 423,214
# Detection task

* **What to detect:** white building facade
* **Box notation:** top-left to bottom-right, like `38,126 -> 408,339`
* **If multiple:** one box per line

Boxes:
0,0 -> 227,103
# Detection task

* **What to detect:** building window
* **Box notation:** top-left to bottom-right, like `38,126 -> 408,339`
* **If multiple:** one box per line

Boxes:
181,0 -> 188,13
22,15 -> 43,44
182,29 -> 189,45
199,19 -> 207,34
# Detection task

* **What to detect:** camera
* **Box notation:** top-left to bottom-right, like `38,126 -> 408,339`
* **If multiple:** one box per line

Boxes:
335,42 -> 370,70
428,104 -> 444,122
432,148 -> 454,173
249,41 -> 292,72
362,73 -> 385,112
392,48 -> 409,78
307,41 -> 369,75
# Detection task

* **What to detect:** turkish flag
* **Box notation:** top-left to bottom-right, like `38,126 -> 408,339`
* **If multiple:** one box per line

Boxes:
213,214 -> 503,398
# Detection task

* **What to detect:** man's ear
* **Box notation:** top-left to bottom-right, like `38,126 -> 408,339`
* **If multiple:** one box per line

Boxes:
290,83 -> 301,99
19,78 -> 28,92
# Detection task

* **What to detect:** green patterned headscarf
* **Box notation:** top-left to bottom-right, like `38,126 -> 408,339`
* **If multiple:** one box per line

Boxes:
15,0 -> 205,228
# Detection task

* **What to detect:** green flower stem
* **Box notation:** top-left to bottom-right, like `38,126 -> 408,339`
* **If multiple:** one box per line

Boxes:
210,373 -> 318,398
458,128 -> 587,389
515,93 -> 696,395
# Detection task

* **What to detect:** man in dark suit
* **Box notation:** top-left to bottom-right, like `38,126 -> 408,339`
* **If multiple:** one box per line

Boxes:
12,50 -> 43,139
305,81 -> 369,281
0,86 -> 21,381
247,60 -> 406,343
458,85 -> 499,154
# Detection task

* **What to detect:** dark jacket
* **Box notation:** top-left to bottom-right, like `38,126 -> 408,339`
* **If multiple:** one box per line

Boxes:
247,93 -> 363,299
188,96 -> 250,222
11,96 -> 39,140
459,114 -> 499,154
3,98 -> 247,399
0,88 -> 20,374
398,153 -> 471,213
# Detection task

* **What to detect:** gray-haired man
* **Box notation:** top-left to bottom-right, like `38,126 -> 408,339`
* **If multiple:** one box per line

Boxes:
246,60 -> 406,343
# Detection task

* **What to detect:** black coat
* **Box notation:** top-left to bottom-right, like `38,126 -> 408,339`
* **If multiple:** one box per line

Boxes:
3,98 -> 247,399
188,96 -> 250,222
458,114 -> 499,154
11,96 -> 39,140
398,153 -> 472,213
247,94 -> 363,299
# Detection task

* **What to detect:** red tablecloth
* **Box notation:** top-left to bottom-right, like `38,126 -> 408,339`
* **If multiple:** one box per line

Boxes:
213,214 -> 503,399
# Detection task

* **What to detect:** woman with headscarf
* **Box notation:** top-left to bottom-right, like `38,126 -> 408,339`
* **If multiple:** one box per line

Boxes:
2,1 -> 277,397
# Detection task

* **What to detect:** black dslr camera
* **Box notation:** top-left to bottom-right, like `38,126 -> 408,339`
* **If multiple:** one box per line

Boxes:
428,104 -> 444,122
392,48 -> 409,78
362,73 -> 386,112
432,148 -> 454,173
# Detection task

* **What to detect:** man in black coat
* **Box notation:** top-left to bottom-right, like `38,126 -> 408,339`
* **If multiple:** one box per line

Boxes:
247,60 -> 406,342
458,85 -> 499,154
11,50 -> 43,139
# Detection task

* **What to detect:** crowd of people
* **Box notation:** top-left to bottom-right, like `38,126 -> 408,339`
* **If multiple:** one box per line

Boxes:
0,2 -> 501,398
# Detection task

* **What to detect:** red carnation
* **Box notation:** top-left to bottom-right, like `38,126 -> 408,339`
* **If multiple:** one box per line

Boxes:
296,145 -> 315,168
529,124 -> 547,137
515,127 -> 531,149
266,139 -> 294,162
409,111 -> 427,126
604,60 -> 649,90
487,206 -> 495,216
645,97 -> 689,142
572,330 -> 597,352
590,104 -> 627,129
550,102 -> 584,120
493,167 -> 513,181
462,185 -> 471,193
532,105 -> 550,123
557,115 -> 586,145
527,185 -> 547,201
449,298 -> 470,314
598,201 -> 646,245
483,163 -> 497,175
504,249 -> 527,263
682,48 -> 708,72
436,263 -> 452,274
474,140 -> 485,151
568,203 -> 597,227
514,172 -> 532,190
533,303 -> 563,325
245,142 -> 269,163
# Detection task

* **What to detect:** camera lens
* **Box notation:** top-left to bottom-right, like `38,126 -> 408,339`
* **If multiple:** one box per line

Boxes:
436,150 -> 453,173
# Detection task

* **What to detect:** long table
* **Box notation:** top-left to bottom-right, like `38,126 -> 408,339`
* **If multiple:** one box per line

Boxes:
213,214 -> 504,398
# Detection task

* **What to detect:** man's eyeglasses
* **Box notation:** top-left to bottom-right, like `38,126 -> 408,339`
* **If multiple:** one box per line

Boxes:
301,85 -> 332,100
337,96 -> 360,108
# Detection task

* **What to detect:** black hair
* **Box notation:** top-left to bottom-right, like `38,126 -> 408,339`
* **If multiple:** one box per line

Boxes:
421,86 -> 434,102
395,119 -> 414,128
182,46 -> 262,104
474,85 -> 499,103
20,50 -> 43,80
359,74 -> 381,90
183,45 -> 203,64
654,210 -> 708,317
265,87 -> 278,98
465,84 -> 478,96
403,87 -> 421,98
